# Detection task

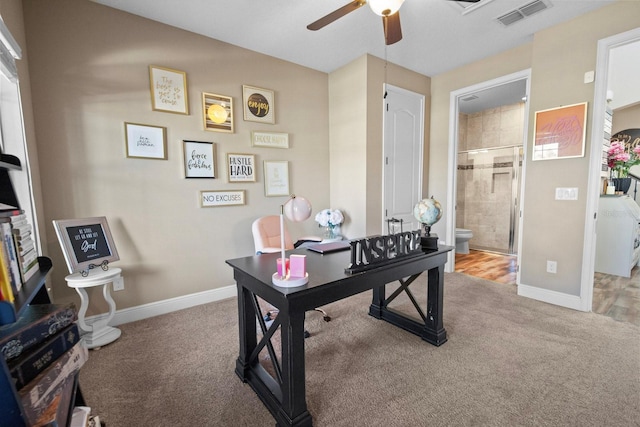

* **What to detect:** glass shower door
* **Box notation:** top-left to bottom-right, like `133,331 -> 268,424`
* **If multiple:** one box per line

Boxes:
457,146 -> 521,254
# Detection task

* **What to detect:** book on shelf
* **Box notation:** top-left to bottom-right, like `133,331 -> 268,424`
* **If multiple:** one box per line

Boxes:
0,211 -> 38,297
19,357 -> 81,427
18,247 -> 37,265
8,323 -> 80,390
0,209 -> 24,218
0,303 -> 77,362
0,237 -> 15,303
19,254 -> 40,284
1,222 -> 22,292
15,238 -> 35,257
7,217 -> 28,233
12,228 -> 31,241
10,222 -> 32,237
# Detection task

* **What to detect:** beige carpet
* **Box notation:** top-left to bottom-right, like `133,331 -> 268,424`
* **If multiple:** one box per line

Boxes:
79,273 -> 640,426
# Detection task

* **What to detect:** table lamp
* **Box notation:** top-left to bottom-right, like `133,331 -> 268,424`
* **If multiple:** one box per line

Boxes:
272,194 -> 311,287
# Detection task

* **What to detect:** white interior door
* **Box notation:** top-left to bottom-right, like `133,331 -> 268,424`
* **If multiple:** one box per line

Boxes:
383,84 -> 424,233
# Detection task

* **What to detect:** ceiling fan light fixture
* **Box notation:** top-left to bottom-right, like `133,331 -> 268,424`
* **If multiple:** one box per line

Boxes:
368,0 -> 404,16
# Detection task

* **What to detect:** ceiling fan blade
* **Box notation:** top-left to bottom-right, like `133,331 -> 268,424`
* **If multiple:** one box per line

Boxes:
383,12 -> 402,45
446,0 -> 481,2
307,0 -> 366,31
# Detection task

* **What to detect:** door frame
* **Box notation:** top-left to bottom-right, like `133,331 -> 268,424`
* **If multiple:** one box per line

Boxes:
581,27 -> 640,311
446,69 -> 531,274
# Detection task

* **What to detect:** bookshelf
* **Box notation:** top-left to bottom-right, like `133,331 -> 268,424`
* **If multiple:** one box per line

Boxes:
0,153 -> 21,212
0,157 -> 85,426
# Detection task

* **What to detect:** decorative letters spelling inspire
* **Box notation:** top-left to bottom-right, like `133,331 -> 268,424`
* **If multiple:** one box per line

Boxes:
346,230 -> 423,274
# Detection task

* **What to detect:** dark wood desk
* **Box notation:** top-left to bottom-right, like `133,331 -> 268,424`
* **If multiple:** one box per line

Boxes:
226,245 -> 453,427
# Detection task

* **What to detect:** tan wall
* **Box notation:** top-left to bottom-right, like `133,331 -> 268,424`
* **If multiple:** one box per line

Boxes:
430,1 -> 640,297
520,1 -> 640,295
329,56 -> 368,239
612,103 -> 640,134
329,54 -> 430,238
21,0 -> 330,314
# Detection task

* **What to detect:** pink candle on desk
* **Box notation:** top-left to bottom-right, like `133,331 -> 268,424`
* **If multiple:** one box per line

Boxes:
289,254 -> 306,278
277,258 -> 289,277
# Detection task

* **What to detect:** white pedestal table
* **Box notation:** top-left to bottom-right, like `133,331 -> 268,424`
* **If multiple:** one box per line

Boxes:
65,267 -> 122,349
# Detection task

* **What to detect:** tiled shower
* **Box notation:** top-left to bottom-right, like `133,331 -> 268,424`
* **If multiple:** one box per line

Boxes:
457,102 -> 525,255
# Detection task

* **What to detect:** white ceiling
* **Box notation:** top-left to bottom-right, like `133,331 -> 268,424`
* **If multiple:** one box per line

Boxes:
92,0 -> 615,77
458,79 -> 528,113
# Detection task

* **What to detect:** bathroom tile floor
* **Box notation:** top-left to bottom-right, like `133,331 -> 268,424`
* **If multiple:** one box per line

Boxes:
455,249 -> 639,326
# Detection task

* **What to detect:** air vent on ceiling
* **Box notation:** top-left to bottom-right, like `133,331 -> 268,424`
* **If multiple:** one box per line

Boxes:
496,0 -> 550,26
450,0 -> 495,16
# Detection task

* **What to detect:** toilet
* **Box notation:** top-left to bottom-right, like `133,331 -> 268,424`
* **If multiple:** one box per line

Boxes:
455,228 -> 473,254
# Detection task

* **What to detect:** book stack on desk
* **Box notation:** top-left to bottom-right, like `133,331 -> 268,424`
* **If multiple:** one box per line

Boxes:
0,302 -> 88,426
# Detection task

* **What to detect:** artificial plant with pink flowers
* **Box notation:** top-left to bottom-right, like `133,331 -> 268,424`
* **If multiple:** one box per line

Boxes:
607,140 -> 640,178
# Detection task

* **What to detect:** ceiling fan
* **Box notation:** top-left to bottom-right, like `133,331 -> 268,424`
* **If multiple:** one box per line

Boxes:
307,0 -> 481,45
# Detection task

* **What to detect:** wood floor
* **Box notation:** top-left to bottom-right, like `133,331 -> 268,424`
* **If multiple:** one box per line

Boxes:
455,250 -> 517,285
455,249 -> 639,326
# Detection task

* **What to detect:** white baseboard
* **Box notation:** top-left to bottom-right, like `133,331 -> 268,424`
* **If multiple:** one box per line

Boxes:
517,283 -> 586,312
85,284 -> 237,327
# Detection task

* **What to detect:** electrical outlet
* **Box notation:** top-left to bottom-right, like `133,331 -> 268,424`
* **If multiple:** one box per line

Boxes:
546,260 -> 557,274
112,276 -> 125,291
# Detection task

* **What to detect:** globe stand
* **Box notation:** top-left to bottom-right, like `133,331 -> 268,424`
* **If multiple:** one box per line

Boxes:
420,224 -> 438,251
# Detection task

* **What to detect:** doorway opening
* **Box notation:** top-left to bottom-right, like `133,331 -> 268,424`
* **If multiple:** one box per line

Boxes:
447,70 -> 531,281
586,27 -> 640,324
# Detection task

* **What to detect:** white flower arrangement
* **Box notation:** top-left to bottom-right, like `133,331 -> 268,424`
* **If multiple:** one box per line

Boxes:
314,208 -> 344,228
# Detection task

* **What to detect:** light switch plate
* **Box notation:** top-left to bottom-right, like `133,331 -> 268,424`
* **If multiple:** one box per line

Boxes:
584,70 -> 595,84
555,187 -> 578,200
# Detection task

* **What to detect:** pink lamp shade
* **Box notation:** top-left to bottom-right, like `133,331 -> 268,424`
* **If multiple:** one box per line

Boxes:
283,195 -> 312,223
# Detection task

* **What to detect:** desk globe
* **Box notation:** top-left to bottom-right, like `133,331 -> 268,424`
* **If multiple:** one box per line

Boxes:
414,197 -> 442,249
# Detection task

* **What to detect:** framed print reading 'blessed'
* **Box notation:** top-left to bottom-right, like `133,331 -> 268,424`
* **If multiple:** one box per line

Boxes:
242,85 -> 275,124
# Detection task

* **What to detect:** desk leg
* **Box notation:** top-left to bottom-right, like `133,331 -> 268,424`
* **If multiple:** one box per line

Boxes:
422,265 -> 447,346
235,285 -> 256,381
234,283 -> 312,427
278,309 -> 312,427
369,283 -> 385,319
368,267 -> 447,346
